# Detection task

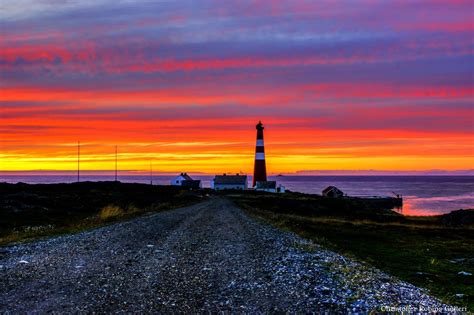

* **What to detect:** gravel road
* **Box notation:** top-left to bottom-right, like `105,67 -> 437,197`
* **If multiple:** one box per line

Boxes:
0,197 -> 448,313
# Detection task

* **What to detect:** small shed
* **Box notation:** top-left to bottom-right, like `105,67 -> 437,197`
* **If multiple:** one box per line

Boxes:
212,174 -> 248,190
171,173 -> 193,186
255,181 -> 277,192
255,181 -> 285,193
322,186 -> 344,198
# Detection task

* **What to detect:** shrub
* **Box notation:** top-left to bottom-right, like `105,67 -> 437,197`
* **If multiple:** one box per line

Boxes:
127,204 -> 141,213
99,204 -> 124,220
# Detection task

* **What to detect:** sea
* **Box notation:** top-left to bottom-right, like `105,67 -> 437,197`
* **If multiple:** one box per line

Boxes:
1,174 -> 473,216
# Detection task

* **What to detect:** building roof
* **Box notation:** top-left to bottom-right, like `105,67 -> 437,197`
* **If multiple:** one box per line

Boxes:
177,172 -> 193,180
322,186 -> 343,194
213,174 -> 247,185
256,181 -> 276,189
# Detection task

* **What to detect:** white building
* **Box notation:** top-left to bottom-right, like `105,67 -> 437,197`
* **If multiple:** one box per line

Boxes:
255,181 -> 285,193
171,173 -> 202,188
171,173 -> 193,186
211,174 -> 248,190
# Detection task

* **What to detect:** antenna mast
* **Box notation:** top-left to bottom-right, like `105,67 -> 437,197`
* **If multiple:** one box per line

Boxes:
77,141 -> 80,182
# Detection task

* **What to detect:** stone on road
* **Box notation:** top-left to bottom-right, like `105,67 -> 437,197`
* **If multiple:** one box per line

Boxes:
0,197 -> 446,312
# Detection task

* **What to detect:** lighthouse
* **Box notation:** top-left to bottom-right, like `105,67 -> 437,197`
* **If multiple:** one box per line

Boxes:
253,121 -> 267,187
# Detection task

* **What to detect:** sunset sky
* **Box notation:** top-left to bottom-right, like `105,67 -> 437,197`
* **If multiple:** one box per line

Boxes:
1,0 -> 473,174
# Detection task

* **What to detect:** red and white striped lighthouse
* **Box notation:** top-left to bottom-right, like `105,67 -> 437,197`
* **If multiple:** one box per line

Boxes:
253,121 -> 267,187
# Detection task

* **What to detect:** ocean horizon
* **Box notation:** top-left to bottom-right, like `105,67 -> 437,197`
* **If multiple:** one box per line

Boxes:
1,174 -> 472,216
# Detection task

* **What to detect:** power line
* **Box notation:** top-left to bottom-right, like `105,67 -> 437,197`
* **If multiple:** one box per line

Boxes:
150,161 -> 153,185
77,141 -> 80,182
115,145 -> 118,181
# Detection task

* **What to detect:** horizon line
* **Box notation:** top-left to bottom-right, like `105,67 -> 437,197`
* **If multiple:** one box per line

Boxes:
1,170 -> 473,176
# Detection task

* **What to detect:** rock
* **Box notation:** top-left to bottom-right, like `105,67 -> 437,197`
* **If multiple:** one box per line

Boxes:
458,271 -> 472,276
320,286 -> 331,295
415,272 -> 432,276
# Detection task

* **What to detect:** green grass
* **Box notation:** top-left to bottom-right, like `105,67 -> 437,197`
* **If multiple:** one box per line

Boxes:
232,193 -> 474,310
0,182 -> 206,246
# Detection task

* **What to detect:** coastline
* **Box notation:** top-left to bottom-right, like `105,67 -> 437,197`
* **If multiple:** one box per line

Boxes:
1,174 -> 473,216
1,182 -> 472,309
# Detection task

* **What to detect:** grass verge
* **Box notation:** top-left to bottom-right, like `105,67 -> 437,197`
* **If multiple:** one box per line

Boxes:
231,193 -> 474,310
0,182 -> 206,246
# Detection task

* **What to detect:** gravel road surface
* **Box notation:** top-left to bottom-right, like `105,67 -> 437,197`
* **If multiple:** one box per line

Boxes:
0,197 -> 447,313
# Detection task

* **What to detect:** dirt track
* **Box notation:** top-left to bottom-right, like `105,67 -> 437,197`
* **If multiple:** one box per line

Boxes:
0,197 -> 446,312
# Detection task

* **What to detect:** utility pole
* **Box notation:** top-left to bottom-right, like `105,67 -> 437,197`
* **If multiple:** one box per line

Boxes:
77,141 -> 80,182
115,145 -> 118,181
150,161 -> 153,185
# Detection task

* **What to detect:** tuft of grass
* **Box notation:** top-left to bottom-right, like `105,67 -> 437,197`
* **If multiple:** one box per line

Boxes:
127,204 -> 141,213
99,205 -> 124,220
